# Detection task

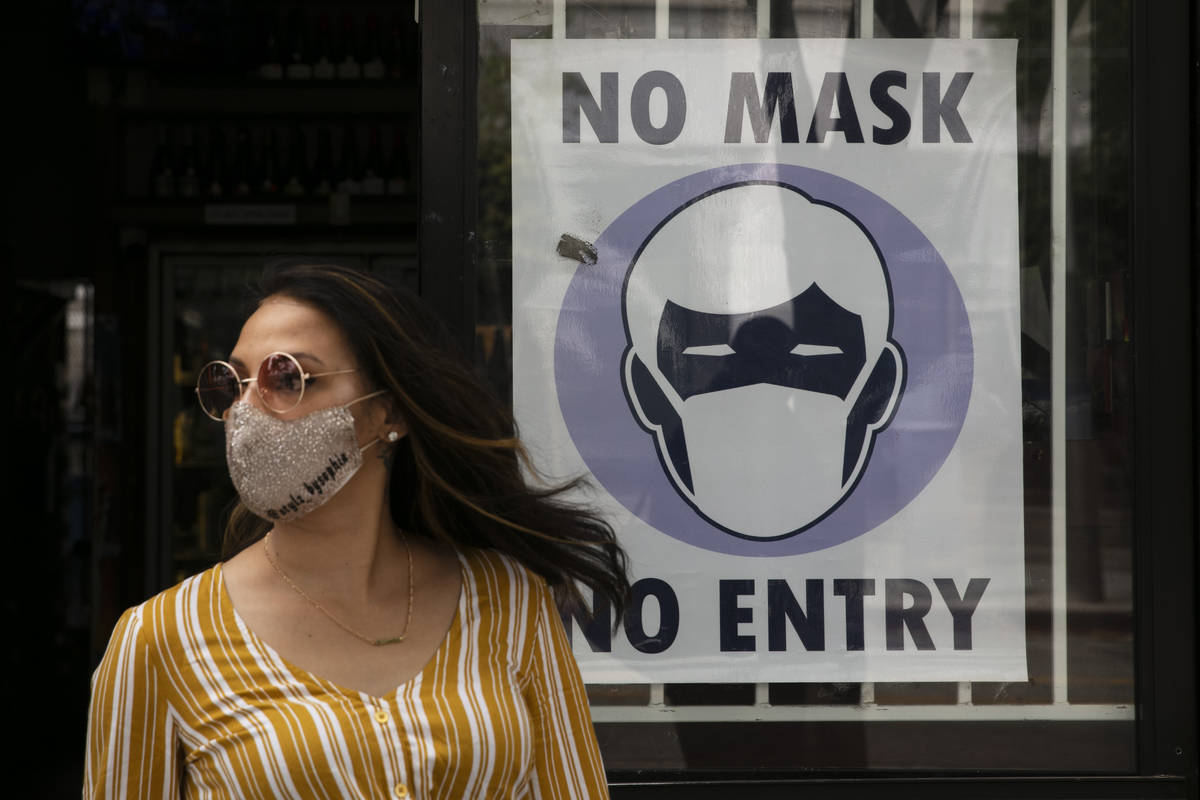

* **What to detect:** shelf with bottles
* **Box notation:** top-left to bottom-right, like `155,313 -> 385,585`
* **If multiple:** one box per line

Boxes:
171,544 -> 225,585
174,401 -> 226,468
174,412 -> 220,473
113,198 -> 419,229
120,83 -> 417,118
119,119 -> 416,228
171,476 -> 235,569
74,3 -> 419,101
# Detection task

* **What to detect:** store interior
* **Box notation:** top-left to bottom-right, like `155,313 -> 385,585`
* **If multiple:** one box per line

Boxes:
12,3 -> 421,793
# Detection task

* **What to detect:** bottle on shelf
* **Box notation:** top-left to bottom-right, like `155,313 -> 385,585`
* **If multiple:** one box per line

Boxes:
313,12 -> 335,80
208,2 -> 242,75
282,125 -> 310,198
230,126 -> 255,198
386,14 -> 408,80
312,126 -> 336,198
362,125 -> 386,195
336,124 -> 363,196
362,13 -> 385,80
194,488 -> 211,553
142,1 -> 176,66
285,8 -> 312,79
150,126 -> 176,198
258,13 -> 283,79
258,126 -> 282,198
173,406 -> 196,466
386,125 -> 411,196
336,12 -> 361,80
177,126 -> 200,199
205,126 -> 228,198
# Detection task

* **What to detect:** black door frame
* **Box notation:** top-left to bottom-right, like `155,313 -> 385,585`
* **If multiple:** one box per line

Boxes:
419,1 -> 1197,795
1129,0 -> 1197,785
419,1 -> 478,357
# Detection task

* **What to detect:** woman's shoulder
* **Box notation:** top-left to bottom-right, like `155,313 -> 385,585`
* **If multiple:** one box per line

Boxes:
455,547 -> 579,681
457,546 -> 555,619
111,565 -> 224,651
459,545 -> 550,590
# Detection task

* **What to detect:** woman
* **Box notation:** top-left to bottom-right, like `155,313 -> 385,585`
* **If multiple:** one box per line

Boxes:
85,261 -> 629,798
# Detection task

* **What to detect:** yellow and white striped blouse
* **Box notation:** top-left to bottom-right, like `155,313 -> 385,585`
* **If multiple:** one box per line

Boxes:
85,547 -> 609,799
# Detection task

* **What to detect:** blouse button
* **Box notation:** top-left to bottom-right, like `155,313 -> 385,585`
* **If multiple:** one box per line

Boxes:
393,782 -> 408,798
374,710 -> 390,724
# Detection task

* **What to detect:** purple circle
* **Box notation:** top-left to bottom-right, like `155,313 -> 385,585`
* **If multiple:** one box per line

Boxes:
554,164 -> 973,556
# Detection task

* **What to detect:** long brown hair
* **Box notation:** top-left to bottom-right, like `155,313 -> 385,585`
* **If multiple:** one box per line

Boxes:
222,260 -> 630,616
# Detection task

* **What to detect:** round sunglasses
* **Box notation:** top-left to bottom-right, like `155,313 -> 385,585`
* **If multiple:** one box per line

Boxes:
195,351 -> 357,420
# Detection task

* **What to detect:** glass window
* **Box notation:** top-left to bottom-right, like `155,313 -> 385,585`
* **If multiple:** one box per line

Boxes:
476,0 -> 1134,773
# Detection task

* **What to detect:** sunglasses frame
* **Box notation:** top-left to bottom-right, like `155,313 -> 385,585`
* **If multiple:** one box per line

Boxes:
195,351 -> 357,420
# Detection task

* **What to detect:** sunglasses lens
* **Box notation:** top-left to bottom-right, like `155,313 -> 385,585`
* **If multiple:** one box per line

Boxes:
196,362 -> 241,420
259,353 -> 305,412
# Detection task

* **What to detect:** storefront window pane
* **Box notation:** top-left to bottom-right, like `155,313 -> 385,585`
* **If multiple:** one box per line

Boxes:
476,0 -> 1134,773
566,1 -> 656,38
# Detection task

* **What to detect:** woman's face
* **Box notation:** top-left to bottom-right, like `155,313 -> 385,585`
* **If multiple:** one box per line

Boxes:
228,294 -> 386,439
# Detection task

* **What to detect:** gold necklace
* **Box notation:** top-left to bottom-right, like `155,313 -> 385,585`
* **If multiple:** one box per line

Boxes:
264,529 -> 414,647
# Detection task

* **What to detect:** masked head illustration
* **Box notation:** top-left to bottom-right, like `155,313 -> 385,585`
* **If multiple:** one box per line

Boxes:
621,182 -> 905,540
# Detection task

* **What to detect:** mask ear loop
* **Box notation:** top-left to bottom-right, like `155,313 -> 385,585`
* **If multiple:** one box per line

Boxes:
346,389 -> 391,454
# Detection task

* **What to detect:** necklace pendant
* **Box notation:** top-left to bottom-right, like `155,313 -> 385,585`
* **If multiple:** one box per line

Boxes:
373,635 -> 406,646
265,530 -> 415,649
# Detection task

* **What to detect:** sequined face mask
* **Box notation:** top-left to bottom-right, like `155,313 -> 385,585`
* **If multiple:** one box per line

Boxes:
225,391 -> 385,522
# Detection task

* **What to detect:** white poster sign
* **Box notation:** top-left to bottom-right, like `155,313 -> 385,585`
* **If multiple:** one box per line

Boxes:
511,39 -> 1026,683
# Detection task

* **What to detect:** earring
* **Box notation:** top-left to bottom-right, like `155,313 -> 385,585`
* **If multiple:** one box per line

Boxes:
386,431 -> 400,443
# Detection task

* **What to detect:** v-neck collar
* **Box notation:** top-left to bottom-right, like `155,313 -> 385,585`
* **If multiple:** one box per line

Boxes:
211,549 -> 469,705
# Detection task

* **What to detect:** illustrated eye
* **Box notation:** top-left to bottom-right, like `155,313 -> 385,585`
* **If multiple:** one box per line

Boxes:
790,343 -> 843,356
682,343 -> 736,356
